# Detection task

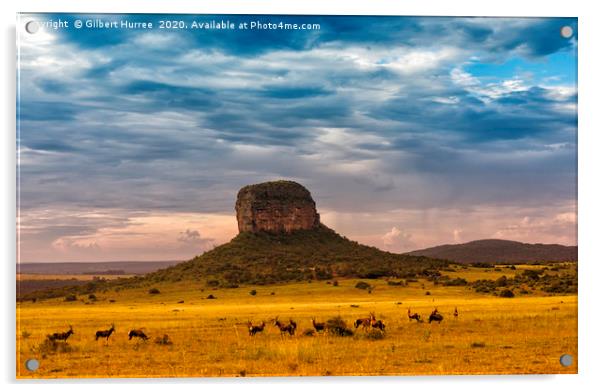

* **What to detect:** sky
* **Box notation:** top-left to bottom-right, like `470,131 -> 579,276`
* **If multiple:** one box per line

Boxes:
17,14 -> 577,262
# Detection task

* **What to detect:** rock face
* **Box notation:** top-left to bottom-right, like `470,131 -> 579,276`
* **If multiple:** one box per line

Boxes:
235,180 -> 320,234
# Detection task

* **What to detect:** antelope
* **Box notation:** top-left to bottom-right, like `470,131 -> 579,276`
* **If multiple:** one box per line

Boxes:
289,319 -> 297,334
312,318 -> 325,333
454,307 -> 459,319
372,319 -> 386,332
247,321 -> 265,336
95,323 -> 115,341
408,308 -> 422,322
369,312 -> 377,326
274,318 -> 296,336
47,325 -> 74,342
429,309 -> 444,324
128,329 -> 149,341
354,317 -> 372,331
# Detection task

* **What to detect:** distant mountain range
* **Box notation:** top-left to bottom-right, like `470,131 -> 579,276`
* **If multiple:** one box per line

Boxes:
17,261 -> 182,275
405,239 -> 577,264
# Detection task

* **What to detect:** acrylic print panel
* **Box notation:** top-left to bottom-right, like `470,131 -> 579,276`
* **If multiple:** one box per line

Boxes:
16,14 -> 578,378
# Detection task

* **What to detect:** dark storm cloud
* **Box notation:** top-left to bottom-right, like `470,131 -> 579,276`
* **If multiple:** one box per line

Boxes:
44,14 -> 576,60
18,14 -> 577,219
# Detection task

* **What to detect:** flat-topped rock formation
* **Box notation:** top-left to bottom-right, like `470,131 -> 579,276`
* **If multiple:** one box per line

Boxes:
235,180 -> 320,234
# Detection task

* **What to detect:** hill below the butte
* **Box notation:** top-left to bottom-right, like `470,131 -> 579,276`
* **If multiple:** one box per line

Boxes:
406,239 -> 577,264
139,181 -> 447,287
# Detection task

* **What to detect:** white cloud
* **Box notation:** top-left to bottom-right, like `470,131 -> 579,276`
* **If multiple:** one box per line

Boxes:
382,226 -> 415,252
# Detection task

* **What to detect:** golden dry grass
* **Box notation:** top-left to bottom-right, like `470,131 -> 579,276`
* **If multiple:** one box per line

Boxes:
16,275 -> 577,378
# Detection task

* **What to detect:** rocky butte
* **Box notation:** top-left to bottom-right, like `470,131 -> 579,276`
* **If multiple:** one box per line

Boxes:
235,180 -> 321,234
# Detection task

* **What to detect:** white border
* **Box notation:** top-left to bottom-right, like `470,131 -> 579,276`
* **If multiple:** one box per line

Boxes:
2,1 -> 601,391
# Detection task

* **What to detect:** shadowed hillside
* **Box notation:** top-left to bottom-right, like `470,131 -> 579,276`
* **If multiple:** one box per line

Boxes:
406,239 -> 577,264
141,224 -> 448,286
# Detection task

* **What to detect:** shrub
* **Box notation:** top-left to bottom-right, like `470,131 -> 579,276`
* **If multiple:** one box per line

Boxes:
207,294 -> 216,299
355,281 -> 372,290
249,289 -> 257,296
364,330 -> 385,340
302,328 -> 315,337
425,291 -> 431,296
21,330 -> 32,339
471,262 -> 493,268
472,279 -> 497,293
38,339 -> 74,355
332,280 -> 339,287
148,288 -> 161,295
499,289 -> 515,298
495,276 -> 508,287
154,334 -> 173,345
64,294 -> 77,302
471,342 -> 486,348
522,269 -> 543,281
88,294 -> 97,301
387,280 -> 406,286
443,278 -> 467,286
326,316 -> 354,337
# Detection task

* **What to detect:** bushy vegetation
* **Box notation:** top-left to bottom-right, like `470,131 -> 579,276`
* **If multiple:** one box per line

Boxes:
364,330 -> 385,340
471,267 -> 577,296
387,280 -> 406,286
470,262 -> 494,268
499,289 -> 515,298
140,225 -> 449,287
325,316 -> 354,337
441,277 -> 468,286
355,281 -> 372,290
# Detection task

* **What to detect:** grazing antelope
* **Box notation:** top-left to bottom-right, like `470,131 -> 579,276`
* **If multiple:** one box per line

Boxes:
128,329 -> 149,341
454,307 -> 459,319
274,318 -> 296,336
429,309 -> 444,324
312,318 -> 325,333
95,323 -> 115,341
407,308 -> 422,322
247,321 -> 265,336
289,319 -> 297,334
47,325 -> 74,342
372,319 -> 386,332
354,317 -> 372,331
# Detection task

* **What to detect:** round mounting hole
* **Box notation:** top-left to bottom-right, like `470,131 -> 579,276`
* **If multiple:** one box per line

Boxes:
559,354 -> 573,367
25,21 -> 40,34
560,26 -> 573,39
25,358 -> 39,371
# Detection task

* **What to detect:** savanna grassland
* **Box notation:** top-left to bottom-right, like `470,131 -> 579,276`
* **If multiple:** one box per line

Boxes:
16,264 -> 577,378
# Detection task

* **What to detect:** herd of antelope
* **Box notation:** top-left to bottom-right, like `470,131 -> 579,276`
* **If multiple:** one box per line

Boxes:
247,307 -> 459,337
46,307 -> 460,344
46,324 -> 150,344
